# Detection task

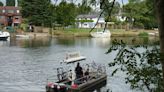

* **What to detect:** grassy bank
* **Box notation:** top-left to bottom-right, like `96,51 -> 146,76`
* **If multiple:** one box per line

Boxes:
52,28 -> 158,37
52,28 -> 94,37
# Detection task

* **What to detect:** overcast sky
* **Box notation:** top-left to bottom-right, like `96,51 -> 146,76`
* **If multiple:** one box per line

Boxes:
0,0 -> 128,6
51,0 -> 129,5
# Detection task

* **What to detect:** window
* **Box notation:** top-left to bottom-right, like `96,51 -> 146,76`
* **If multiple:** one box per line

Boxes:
0,16 -> 4,19
2,10 -> 5,13
17,10 -> 20,13
8,10 -> 14,13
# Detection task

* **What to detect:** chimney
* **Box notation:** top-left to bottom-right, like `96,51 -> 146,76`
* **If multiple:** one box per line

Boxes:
15,0 -> 18,7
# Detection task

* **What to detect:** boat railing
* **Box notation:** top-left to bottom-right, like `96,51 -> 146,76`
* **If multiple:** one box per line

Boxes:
89,62 -> 106,74
64,71 -> 105,86
46,62 -> 106,86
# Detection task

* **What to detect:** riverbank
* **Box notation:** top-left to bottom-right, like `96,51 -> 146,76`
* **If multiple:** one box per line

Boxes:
12,27 -> 159,38
52,28 -> 159,37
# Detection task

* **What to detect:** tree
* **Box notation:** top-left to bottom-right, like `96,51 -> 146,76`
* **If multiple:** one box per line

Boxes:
107,40 -> 163,91
123,0 -> 157,29
77,0 -> 92,14
155,0 -> 164,90
6,0 -> 15,6
97,0 -> 164,91
20,0 -> 53,26
17,0 -> 21,6
0,1 -> 3,6
55,2 -> 77,27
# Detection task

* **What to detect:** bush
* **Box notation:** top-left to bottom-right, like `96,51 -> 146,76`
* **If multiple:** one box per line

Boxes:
138,32 -> 149,37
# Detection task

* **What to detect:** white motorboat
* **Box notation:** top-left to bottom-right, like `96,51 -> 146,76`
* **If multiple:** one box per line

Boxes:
63,52 -> 86,63
90,29 -> 111,38
0,31 -> 10,40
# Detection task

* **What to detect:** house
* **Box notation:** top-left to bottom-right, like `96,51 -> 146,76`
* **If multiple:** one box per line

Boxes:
0,6 -> 22,26
76,14 -> 106,28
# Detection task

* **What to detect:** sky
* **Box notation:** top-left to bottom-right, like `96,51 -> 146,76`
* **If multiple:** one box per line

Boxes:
51,0 -> 129,5
0,0 -> 129,6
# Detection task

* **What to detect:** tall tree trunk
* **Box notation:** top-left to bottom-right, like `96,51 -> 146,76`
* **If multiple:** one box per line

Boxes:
155,0 -> 164,89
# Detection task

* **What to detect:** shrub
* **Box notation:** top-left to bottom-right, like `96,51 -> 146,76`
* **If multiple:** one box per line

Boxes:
138,32 -> 148,37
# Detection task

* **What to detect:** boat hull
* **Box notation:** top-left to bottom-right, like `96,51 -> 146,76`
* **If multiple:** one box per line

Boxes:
0,31 -> 10,41
0,36 -> 9,41
90,32 -> 111,38
46,74 -> 107,92
71,74 -> 107,92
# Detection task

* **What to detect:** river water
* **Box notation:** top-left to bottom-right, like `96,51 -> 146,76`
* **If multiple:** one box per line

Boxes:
0,37 -> 159,92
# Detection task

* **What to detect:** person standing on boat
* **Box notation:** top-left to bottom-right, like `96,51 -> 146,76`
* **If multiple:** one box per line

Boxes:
84,68 -> 89,82
75,62 -> 83,79
68,69 -> 76,85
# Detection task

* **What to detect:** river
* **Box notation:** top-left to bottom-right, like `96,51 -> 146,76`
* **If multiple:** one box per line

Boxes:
0,37 -> 159,92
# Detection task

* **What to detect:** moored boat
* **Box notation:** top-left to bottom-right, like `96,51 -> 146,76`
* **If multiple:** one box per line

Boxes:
90,29 -> 111,38
0,31 -> 10,41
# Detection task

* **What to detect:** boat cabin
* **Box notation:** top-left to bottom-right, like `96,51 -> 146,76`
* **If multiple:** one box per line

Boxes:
64,52 -> 86,63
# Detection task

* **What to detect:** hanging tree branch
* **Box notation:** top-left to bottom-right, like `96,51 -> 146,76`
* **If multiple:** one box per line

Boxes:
89,9 -> 105,33
89,0 -> 106,33
103,0 -> 116,32
89,0 -> 116,33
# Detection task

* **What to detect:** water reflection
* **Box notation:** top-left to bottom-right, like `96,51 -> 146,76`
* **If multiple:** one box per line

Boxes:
52,37 -> 111,48
5,37 -> 159,48
9,37 -> 51,48
91,38 -> 111,48
0,40 -> 10,47
111,37 -> 159,45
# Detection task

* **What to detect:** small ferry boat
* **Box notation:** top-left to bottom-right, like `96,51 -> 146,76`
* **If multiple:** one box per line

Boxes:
0,31 -> 10,41
90,29 -> 111,38
46,62 -> 107,92
63,52 -> 86,63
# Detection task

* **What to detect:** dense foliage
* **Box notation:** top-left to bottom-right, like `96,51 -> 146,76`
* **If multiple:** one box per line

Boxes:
0,1 -> 3,6
138,32 -> 149,37
123,0 -> 157,29
107,40 -> 163,91
6,0 -> 15,6
77,0 -> 92,14
20,0 -> 92,27
55,2 -> 77,27
20,0 -> 53,26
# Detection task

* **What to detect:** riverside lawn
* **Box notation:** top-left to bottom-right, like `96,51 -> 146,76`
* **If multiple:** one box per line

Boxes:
52,28 -> 158,37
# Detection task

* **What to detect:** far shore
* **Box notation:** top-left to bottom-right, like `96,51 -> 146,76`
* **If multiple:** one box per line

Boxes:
52,28 -> 159,37
12,28 -> 159,38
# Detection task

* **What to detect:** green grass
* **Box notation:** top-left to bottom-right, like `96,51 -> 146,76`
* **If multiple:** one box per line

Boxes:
64,28 -> 98,32
52,28 -> 92,37
52,28 -> 145,37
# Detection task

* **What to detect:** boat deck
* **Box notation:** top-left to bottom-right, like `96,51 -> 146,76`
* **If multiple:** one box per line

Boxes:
46,72 -> 107,92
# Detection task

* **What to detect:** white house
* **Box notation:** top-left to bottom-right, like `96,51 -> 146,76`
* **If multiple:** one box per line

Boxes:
76,14 -> 106,28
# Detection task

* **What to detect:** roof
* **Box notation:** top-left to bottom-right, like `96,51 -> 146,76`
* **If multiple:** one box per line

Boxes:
77,14 -> 104,18
0,6 -> 20,10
